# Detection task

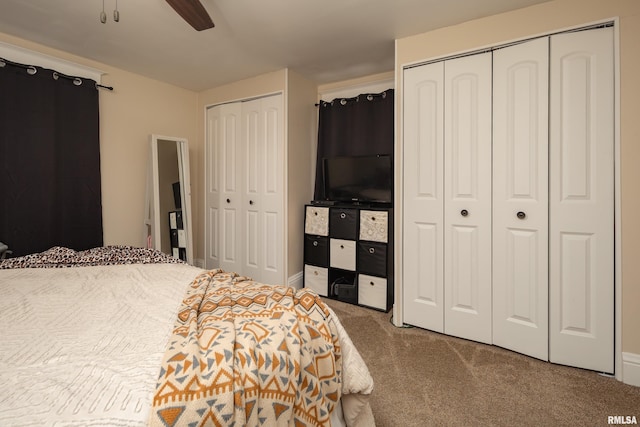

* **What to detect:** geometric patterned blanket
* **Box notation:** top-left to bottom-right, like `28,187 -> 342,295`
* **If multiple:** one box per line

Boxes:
149,269 -> 342,427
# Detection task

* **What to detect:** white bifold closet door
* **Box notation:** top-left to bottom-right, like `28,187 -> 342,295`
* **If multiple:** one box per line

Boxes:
402,26 -> 614,373
240,95 -> 284,285
402,52 -> 493,345
492,37 -> 549,360
205,94 -> 285,285
206,102 -> 242,271
548,28 -> 614,373
402,61 -> 445,333
443,53 -> 493,344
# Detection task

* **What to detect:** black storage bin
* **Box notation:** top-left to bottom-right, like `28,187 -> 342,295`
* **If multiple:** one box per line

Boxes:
357,241 -> 387,277
170,229 -> 179,248
304,235 -> 329,267
329,208 -> 359,240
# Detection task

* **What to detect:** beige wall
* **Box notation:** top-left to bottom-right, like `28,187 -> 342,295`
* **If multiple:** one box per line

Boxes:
0,32 -> 199,252
285,70 -> 317,278
395,0 -> 640,356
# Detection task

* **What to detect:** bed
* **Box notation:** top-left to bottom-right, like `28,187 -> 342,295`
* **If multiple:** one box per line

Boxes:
0,246 -> 374,426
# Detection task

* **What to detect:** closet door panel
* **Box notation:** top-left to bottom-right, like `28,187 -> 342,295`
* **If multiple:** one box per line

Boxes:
402,63 -> 445,332
258,95 -> 285,284
444,52 -> 492,344
241,96 -> 285,284
549,27 -> 614,373
217,103 -> 243,273
205,108 -> 221,268
492,37 -> 549,360
243,100 -> 261,275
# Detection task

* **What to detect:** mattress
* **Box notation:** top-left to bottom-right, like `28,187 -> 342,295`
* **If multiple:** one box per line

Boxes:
0,247 -> 375,426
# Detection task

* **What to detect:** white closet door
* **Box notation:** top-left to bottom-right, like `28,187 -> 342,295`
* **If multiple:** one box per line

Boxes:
444,52 -> 493,344
242,95 -> 284,284
206,102 -> 243,272
204,107 -> 220,268
492,37 -> 549,360
549,27 -> 615,373
402,62 -> 445,332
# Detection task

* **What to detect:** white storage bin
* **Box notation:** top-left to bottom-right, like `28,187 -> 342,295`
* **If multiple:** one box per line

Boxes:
359,210 -> 388,243
305,206 -> 329,236
304,264 -> 328,296
329,238 -> 356,271
358,274 -> 387,310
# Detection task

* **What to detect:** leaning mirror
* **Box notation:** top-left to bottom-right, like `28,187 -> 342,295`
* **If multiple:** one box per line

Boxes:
144,134 -> 193,264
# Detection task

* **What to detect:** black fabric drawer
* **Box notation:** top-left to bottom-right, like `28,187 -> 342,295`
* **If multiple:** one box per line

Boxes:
329,208 -> 358,240
304,235 -> 329,267
357,241 -> 387,277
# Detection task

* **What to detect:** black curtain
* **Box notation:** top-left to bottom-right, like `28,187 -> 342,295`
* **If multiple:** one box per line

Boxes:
313,89 -> 394,200
0,60 -> 103,257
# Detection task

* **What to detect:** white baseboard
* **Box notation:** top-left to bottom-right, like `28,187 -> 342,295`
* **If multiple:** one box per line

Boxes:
194,258 -> 205,268
622,352 -> 640,387
288,271 -> 303,290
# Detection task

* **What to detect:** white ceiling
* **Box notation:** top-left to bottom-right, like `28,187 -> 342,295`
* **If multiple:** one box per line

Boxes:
0,0 -> 550,91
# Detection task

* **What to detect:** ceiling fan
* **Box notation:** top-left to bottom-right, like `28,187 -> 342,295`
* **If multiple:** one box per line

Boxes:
165,0 -> 215,31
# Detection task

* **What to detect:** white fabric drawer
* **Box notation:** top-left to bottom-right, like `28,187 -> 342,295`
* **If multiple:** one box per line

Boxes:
329,238 -> 356,271
359,210 -> 388,243
358,274 -> 387,310
305,206 -> 329,236
304,264 -> 328,296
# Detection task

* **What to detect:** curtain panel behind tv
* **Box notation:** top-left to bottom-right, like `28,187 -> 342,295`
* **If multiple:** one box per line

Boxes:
314,89 -> 394,201
0,61 -> 103,257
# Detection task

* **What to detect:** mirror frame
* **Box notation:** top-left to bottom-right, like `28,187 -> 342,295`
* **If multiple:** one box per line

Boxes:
144,134 -> 193,264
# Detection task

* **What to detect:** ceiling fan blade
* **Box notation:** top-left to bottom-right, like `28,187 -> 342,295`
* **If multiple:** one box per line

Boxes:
165,0 -> 214,31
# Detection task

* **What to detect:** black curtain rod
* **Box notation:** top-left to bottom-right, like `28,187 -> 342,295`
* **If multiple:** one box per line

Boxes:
315,89 -> 390,107
0,56 -> 114,91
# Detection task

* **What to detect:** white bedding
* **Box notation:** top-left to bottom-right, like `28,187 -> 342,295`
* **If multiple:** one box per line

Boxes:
0,263 -> 202,426
0,262 -> 375,427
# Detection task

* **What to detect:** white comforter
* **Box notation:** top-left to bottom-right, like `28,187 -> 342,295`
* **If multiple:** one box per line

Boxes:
0,264 -> 374,426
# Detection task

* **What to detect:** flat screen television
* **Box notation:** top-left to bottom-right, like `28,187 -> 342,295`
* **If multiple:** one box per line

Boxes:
323,154 -> 392,204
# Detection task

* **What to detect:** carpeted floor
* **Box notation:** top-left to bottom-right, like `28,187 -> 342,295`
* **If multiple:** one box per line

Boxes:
323,298 -> 640,427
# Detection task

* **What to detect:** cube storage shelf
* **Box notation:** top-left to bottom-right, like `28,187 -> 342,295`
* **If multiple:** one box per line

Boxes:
303,204 -> 393,311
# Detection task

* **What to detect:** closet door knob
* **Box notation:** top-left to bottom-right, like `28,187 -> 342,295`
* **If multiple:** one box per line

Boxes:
460,209 -> 468,217
340,212 -> 346,219
369,247 -> 375,254
249,200 -> 254,205
517,211 -> 526,219
226,198 -> 231,203
313,241 -> 318,247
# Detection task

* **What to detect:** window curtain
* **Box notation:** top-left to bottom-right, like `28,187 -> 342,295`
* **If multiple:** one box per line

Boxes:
313,89 -> 394,200
0,60 -> 103,257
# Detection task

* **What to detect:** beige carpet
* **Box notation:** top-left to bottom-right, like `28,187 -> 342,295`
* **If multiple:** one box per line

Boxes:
324,298 -> 640,427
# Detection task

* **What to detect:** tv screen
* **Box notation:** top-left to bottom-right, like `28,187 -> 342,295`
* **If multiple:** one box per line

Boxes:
323,155 -> 392,203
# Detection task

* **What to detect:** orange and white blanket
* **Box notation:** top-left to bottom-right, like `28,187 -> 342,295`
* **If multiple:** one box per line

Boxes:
149,270 -> 343,427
